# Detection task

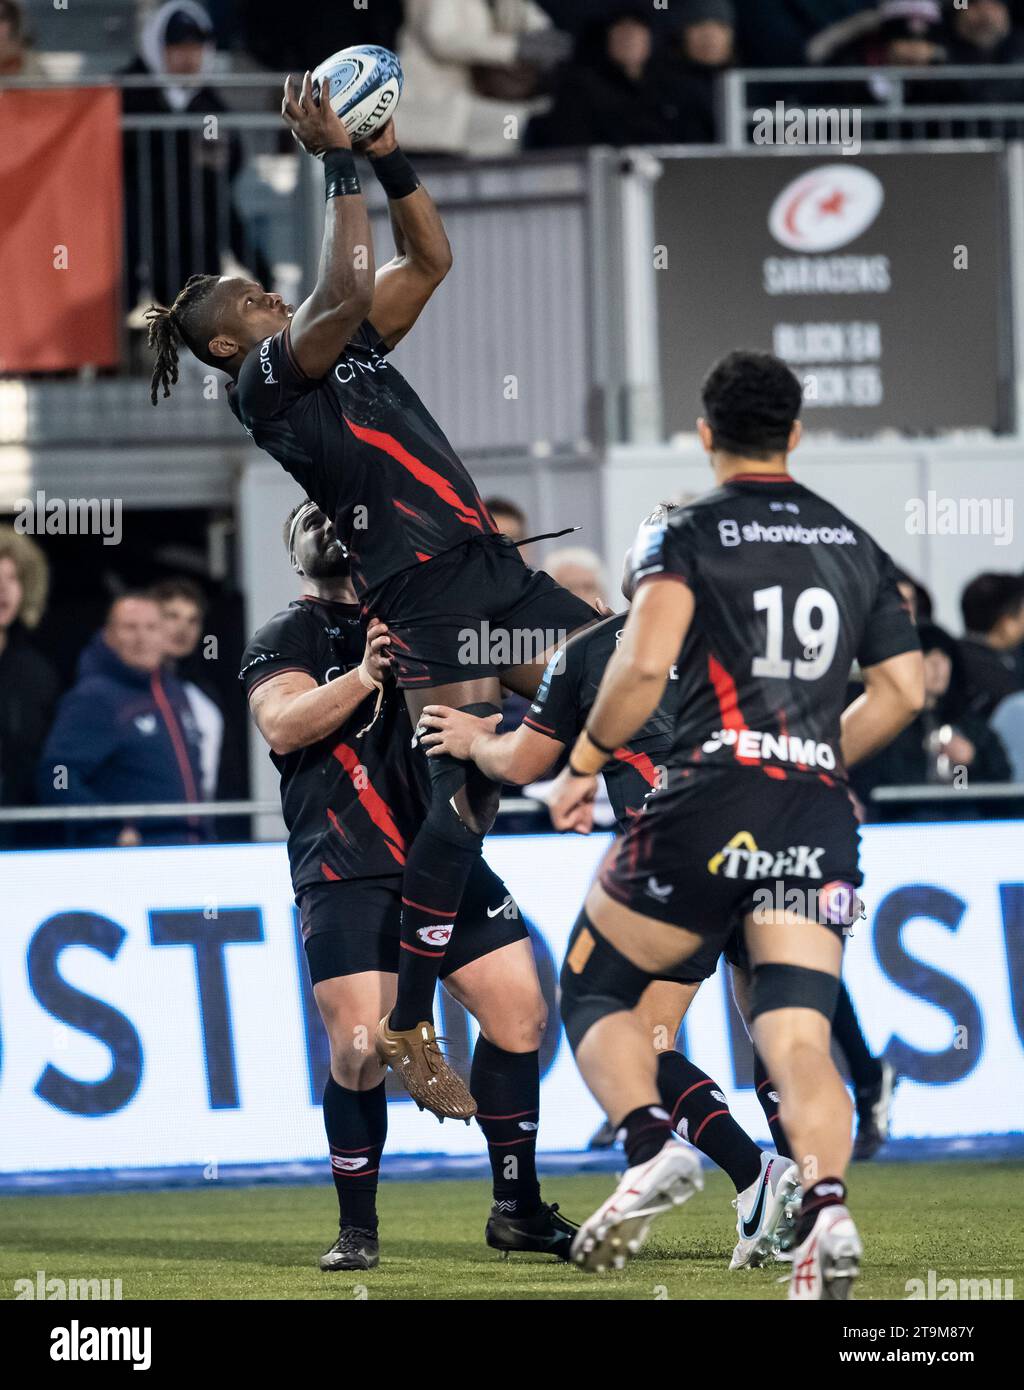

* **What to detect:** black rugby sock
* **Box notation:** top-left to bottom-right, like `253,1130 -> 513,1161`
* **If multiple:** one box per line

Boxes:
657,1050 -> 762,1193
472,1037 -> 541,1217
323,1075 -> 387,1234
832,982 -> 883,1102
753,1050 -> 793,1158
617,1104 -> 674,1168
392,825 -> 479,1030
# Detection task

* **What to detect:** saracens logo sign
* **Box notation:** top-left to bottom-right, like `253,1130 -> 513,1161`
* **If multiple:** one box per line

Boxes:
768,165 -> 884,253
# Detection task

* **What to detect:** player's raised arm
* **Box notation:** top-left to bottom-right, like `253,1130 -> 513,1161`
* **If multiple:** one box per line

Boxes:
282,73 -> 376,379
358,121 -> 453,349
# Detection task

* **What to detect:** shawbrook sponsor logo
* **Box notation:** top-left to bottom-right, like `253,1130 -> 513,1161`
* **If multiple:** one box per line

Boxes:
719,518 -> 857,548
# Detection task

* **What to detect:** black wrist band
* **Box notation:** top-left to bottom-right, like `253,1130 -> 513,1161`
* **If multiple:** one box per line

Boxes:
324,149 -> 360,200
369,146 -> 420,200
567,762 -> 596,778
584,729 -> 616,756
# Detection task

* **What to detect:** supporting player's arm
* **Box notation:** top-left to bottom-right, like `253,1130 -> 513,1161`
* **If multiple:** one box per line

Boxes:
840,650 -> 926,769
547,579 -> 694,831
282,73 -> 376,378
361,121 -> 452,348
418,707 -> 562,784
249,620 -> 391,755
578,578 -> 694,765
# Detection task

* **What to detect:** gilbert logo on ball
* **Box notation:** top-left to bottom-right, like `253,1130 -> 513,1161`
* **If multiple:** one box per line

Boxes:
768,165 -> 884,254
311,44 -> 403,145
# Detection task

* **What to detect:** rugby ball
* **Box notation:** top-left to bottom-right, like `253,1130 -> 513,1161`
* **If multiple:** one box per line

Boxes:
311,45 -> 403,145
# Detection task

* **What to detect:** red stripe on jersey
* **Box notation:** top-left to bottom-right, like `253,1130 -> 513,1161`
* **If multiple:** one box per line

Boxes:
392,497 -> 423,519
327,808 -> 351,843
777,708 -> 808,773
416,552 -> 433,563
332,741 -> 407,866
400,940 -> 445,958
344,418 -> 484,531
707,654 -> 758,766
523,715 -> 558,737
763,766 -> 787,780
401,895 -> 457,917
613,746 -> 658,787
727,473 -> 794,484
321,862 -> 341,881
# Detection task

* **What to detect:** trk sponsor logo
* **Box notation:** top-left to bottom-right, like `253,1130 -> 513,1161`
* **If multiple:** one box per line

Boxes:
707,832 -> 825,881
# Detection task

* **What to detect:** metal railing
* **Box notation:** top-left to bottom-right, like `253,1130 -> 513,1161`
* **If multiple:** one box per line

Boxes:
0,796 -> 542,823
721,64 -> 1024,147
0,787 -> 1020,843
0,72 -> 596,458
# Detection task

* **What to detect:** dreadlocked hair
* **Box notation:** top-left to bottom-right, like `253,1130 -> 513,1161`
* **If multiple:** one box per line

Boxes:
145,274 -> 220,405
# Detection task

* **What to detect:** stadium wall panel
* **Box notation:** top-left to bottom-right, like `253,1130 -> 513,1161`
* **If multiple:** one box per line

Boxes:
1,823 -> 1021,1178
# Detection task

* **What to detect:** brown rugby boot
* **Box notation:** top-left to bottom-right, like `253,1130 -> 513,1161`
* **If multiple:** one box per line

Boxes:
375,1013 -> 477,1122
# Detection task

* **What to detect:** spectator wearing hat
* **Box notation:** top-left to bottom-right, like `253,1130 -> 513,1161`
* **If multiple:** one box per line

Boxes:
810,0 -> 949,68
0,529 -> 60,820
528,7 -> 679,148
807,1 -> 953,126
120,1 -> 269,310
945,0 -> 1024,110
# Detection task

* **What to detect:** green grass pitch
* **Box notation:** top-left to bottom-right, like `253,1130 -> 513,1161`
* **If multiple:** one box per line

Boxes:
2,1162 -> 1021,1301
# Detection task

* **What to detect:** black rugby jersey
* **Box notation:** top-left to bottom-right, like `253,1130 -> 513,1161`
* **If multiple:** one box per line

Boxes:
227,322 -> 497,600
526,614 -> 680,829
627,474 -> 919,782
240,597 -> 427,892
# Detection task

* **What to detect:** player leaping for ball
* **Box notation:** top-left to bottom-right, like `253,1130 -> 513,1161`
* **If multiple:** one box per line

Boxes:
542,353 -> 923,1295
146,75 -> 598,1122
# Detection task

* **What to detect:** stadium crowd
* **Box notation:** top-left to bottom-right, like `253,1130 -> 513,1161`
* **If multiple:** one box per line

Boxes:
7,0 -> 1024,155
2,516 -> 1024,842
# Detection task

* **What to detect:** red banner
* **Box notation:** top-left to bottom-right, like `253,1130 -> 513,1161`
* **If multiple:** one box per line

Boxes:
0,87 -> 122,373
